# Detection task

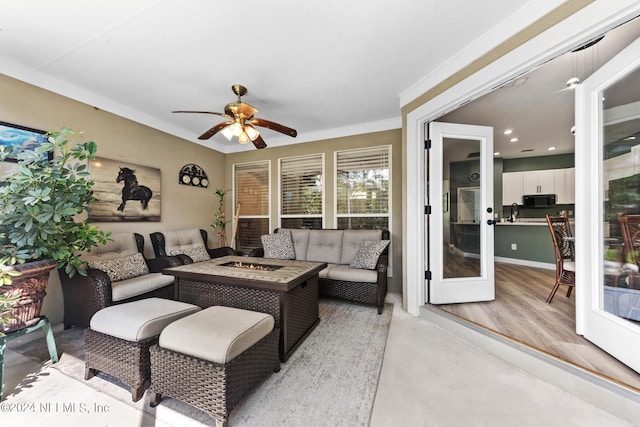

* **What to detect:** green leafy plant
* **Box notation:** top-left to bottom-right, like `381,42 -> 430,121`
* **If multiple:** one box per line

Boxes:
211,188 -> 231,231
0,127 -> 111,278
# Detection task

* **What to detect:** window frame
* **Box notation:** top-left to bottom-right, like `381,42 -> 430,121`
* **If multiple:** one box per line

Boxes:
278,153 -> 325,229
232,160 -> 271,252
334,145 -> 392,231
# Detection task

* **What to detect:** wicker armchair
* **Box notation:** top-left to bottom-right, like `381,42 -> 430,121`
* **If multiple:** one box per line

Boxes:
150,229 -> 238,264
59,233 -> 182,329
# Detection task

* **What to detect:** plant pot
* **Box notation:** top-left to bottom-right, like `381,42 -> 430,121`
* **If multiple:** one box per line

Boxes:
1,259 -> 56,333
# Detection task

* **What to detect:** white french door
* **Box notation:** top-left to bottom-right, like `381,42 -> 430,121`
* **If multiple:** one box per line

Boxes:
428,122 -> 495,304
576,36 -> 640,373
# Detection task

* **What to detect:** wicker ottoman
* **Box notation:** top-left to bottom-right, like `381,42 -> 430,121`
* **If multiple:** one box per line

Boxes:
149,306 -> 280,426
84,297 -> 200,401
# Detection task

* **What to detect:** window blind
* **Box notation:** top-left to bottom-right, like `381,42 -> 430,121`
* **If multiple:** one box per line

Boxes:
280,154 -> 323,216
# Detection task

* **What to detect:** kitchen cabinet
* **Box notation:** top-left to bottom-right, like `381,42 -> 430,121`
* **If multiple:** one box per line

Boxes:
555,168 -> 575,204
502,172 -> 523,205
502,168 -> 575,206
523,170 -> 555,194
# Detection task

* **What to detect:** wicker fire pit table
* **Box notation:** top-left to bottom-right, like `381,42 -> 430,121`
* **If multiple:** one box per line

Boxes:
163,256 -> 326,362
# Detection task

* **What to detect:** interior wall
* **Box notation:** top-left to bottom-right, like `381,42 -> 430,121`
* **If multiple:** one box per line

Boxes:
0,74 -> 226,324
224,129 -> 403,293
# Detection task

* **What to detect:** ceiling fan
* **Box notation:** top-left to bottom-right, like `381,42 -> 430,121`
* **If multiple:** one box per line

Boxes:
173,84 -> 297,149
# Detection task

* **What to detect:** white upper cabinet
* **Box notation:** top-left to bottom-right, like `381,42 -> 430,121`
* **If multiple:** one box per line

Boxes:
502,172 -> 523,205
522,170 -> 555,194
502,168 -> 575,205
555,168 -> 575,204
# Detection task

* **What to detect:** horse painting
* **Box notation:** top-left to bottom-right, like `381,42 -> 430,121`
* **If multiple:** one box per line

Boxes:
116,167 -> 153,211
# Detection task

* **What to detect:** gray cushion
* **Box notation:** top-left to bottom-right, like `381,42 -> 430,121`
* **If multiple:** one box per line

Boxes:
278,228 -> 310,261
340,230 -> 383,264
90,298 -> 201,342
350,240 -> 390,270
87,252 -> 149,282
327,265 -> 378,283
306,230 -> 344,264
159,306 -> 275,364
261,230 -> 296,259
111,273 -> 175,301
164,229 -> 210,262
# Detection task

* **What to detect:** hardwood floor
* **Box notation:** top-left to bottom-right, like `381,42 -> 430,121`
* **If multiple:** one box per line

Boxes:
435,262 -> 640,391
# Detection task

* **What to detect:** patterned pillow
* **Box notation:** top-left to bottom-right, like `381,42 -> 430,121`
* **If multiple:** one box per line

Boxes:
261,231 -> 296,260
87,252 -> 149,282
169,244 -> 211,263
350,240 -> 390,270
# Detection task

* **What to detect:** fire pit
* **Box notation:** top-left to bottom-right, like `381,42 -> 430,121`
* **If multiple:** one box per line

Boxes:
220,261 -> 282,271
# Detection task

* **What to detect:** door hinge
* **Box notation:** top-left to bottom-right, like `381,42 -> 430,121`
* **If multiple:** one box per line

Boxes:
425,205 -> 431,215
425,139 -> 431,150
425,271 -> 432,280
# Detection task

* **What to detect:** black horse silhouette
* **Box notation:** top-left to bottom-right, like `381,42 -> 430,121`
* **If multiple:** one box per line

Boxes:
116,167 -> 153,211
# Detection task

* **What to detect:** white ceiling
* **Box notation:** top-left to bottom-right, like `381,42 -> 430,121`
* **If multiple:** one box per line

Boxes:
440,15 -> 640,159
0,0 -> 543,154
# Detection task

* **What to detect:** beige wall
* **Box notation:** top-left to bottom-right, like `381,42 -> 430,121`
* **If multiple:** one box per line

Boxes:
0,74 -> 226,324
224,130 -> 403,293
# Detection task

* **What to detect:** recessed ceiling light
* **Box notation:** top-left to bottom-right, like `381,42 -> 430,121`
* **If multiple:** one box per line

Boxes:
624,136 -> 637,141
548,146 -> 556,151
566,77 -> 580,88
503,129 -> 513,135
510,137 -> 519,143
494,152 -> 500,156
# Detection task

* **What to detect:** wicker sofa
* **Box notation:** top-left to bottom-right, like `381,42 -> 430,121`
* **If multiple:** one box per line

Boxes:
251,228 -> 390,314
150,228 -> 237,264
59,232 -> 182,329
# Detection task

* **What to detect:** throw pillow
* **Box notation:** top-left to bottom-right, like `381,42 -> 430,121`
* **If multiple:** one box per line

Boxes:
169,244 -> 211,263
350,240 -> 390,270
261,231 -> 296,260
87,252 -> 149,282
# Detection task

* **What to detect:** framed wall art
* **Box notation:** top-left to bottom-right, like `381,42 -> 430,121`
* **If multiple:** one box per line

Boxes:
89,157 -> 161,222
0,121 -> 52,162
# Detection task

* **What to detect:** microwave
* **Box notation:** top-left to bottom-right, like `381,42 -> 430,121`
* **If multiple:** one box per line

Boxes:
523,194 -> 556,208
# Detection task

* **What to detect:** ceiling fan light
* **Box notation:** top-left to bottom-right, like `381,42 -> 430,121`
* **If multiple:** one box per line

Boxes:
221,125 -> 234,140
238,131 -> 250,144
231,122 -> 243,136
245,125 -> 260,141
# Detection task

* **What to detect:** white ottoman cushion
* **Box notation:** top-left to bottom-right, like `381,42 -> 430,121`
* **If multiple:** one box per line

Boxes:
90,298 -> 201,342
159,306 -> 275,364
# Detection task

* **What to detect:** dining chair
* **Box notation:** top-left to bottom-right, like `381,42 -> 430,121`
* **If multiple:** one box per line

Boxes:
617,214 -> 640,266
545,214 -> 576,304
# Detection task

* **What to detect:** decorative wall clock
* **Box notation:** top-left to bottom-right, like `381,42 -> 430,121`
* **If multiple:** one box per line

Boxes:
179,164 -> 209,188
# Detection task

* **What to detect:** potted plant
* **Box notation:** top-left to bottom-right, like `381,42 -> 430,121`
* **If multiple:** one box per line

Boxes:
211,188 -> 231,247
0,127 -> 110,333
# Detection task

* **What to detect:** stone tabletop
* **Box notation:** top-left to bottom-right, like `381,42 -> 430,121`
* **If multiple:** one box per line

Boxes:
163,256 -> 326,285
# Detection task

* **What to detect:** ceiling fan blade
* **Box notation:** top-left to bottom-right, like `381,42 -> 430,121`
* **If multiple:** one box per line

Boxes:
198,121 -> 231,140
236,102 -> 258,118
252,135 -> 267,149
250,118 -> 297,138
173,110 -> 231,119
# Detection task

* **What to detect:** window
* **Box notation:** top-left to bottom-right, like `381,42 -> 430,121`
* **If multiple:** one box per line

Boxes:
233,161 -> 270,253
335,146 -> 390,230
280,154 -> 324,229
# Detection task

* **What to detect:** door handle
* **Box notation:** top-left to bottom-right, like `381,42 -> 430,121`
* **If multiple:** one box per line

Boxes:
487,219 -> 497,226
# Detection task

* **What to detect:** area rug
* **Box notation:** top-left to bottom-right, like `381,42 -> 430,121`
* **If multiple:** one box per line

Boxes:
10,298 -> 393,426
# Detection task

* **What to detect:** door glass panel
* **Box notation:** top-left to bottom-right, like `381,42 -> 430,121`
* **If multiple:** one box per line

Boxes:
444,137 -> 481,278
602,66 -> 640,325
